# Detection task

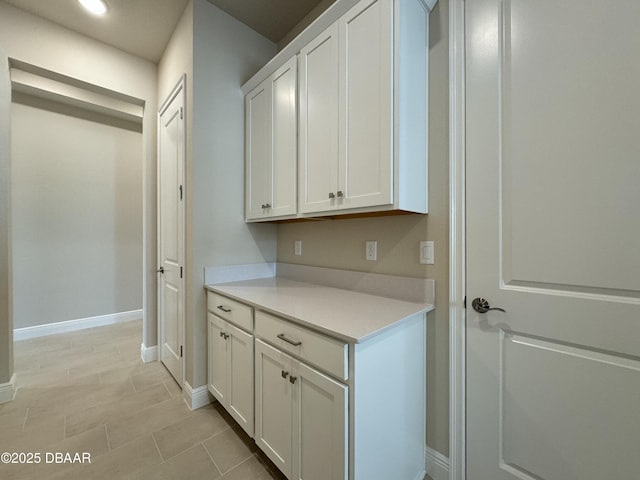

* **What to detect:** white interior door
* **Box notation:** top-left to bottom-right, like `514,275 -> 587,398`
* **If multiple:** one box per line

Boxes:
158,80 -> 185,386
466,1 -> 640,479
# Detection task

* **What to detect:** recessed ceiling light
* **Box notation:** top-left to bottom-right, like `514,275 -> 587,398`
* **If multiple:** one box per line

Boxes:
79,0 -> 108,16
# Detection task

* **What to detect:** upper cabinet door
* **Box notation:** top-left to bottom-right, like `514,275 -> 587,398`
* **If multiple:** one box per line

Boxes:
339,0 -> 393,210
245,58 -> 297,221
270,59 -> 298,218
299,23 -> 340,214
245,82 -> 271,220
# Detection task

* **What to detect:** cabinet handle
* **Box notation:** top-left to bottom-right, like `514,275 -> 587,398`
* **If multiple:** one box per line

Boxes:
219,331 -> 225,338
219,331 -> 229,339
328,192 -> 335,199
336,190 -> 344,198
281,370 -> 289,379
261,203 -> 271,209
277,333 -> 302,347
217,305 -> 231,313
289,375 -> 297,384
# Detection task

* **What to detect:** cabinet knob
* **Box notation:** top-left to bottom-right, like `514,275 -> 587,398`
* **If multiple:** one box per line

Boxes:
219,331 -> 225,338
281,370 -> 289,379
289,376 -> 297,384
328,192 -> 335,199
336,190 -> 344,198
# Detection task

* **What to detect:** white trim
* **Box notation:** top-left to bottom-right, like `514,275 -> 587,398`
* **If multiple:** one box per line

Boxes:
449,0 -> 466,479
13,309 -> 142,341
205,262 -> 276,285
426,446 -> 450,480
182,381 -> 212,411
0,374 -> 17,404
140,343 -> 158,363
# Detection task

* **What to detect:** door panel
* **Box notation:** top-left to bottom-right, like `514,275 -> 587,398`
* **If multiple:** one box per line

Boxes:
207,313 -> 227,402
466,1 -> 640,479
502,333 -> 640,479
299,24 -> 340,214
271,59 -> 297,217
158,83 -> 185,385
245,85 -> 270,220
294,362 -> 347,480
227,323 -> 254,437
255,339 -> 292,477
339,0 -> 393,209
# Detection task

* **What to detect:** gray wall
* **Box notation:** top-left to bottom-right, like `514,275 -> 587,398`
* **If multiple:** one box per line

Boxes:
189,0 -> 277,388
0,1 -> 158,380
11,101 -> 142,329
158,0 -> 277,389
276,0 -> 450,457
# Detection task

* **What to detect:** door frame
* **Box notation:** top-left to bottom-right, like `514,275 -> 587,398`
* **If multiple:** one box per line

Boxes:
157,74 -> 187,388
449,0 -> 466,479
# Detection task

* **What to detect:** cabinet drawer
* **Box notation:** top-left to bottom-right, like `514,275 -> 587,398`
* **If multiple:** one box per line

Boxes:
207,292 -> 253,332
255,311 -> 348,381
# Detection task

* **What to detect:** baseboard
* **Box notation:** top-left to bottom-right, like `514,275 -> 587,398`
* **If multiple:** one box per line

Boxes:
140,343 -> 158,363
13,309 -> 142,341
183,381 -> 212,411
426,446 -> 450,480
0,374 -> 17,404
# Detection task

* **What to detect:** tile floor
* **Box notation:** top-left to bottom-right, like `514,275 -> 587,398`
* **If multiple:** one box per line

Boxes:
0,320 -> 286,480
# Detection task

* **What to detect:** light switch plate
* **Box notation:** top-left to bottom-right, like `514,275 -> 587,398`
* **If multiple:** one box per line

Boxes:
420,241 -> 434,265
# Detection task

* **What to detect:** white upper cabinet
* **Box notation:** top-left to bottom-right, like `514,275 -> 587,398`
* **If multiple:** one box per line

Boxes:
245,57 -> 297,221
338,0 -> 393,211
299,23 -> 340,214
244,0 -> 434,220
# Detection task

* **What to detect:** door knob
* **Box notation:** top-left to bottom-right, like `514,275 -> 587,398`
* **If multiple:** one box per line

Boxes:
471,297 -> 506,314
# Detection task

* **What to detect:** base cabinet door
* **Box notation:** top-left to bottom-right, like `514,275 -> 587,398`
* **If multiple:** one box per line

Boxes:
294,362 -> 347,480
227,323 -> 254,437
255,339 -> 348,480
255,339 -> 293,477
208,313 -> 254,437
207,313 -> 228,402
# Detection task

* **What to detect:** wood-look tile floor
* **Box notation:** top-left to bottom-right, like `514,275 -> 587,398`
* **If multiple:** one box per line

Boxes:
0,320 -> 286,480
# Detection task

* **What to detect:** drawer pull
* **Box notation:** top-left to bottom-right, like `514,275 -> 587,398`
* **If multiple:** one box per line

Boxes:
217,305 -> 232,313
277,333 -> 302,347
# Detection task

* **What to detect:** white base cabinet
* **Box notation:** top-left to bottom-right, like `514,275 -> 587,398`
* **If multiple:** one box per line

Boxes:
207,285 -> 427,480
255,339 -> 348,480
207,312 -> 254,437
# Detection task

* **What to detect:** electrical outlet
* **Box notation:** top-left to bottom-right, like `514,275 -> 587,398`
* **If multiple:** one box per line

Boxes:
295,240 -> 302,256
365,241 -> 377,261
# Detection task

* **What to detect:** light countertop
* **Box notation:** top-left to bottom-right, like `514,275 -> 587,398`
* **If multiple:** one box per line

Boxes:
206,277 -> 434,343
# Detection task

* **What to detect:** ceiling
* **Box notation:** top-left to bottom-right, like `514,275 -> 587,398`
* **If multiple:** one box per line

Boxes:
2,0 -> 326,63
